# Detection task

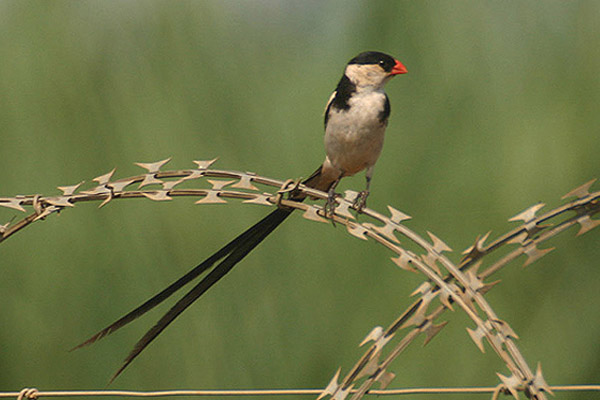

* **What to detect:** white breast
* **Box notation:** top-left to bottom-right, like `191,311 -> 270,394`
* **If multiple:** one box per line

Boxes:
324,90 -> 387,176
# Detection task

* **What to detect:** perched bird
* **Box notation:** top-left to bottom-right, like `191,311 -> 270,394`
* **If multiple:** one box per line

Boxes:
73,51 -> 407,381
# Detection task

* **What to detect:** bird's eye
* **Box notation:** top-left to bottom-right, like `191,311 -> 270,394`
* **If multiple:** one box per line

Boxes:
378,60 -> 385,66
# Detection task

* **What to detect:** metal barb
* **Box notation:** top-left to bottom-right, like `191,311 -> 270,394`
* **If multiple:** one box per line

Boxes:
561,178 -> 596,200
317,369 -> 341,400
333,384 -> 353,400
462,231 -> 491,258
391,251 -> 418,273
138,174 -> 163,189
401,291 -> 436,329
422,320 -> 448,346
99,192 -> 113,208
370,332 -> 392,352
469,260 -> 483,276
196,193 -> 227,205
410,282 -> 432,297
479,279 -> 502,295
135,158 -> 171,174
242,193 -> 274,207
193,158 -> 218,170
467,325 -> 486,353
93,169 -> 116,185
496,373 -> 521,400
32,205 -> 60,222
359,326 -> 384,347
507,231 -> 529,245
346,221 -> 369,240
302,206 -> 328,223
142,191 -> 172,202
420,252 -> 442,275
180,169 -> 206,183
363,220 -> 400,244
575,215 -> 600,236
108,179 -> 135,192
427,231 -> 452,253
438,283 -> 459,311
355,355 -> 381,380
375,370 -> 396,390
334,200 -> 356,220
194,180 -> 235,204
343,190 -> 360,204
532,363 -> 553,395
509,203 -> 545,225
207,179 -> 235,191
522,244 -> 555,267
57,182 -> 84,196
45,197 -> 75,208
231,173 -> 259,191
0,198 -> 26,212
161,178 -> 185,191
387,205 -> 411,223
492,319 -> 519,340
465,268 -> 485,292
80,182 -> 112,195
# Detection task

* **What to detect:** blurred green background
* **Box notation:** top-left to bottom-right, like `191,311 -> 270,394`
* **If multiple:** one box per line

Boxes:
1,1 -> 599,398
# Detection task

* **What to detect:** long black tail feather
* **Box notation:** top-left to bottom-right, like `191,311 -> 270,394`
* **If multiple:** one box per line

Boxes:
73,209 -> 288,352
76,167 -> 324,382
108,208 -> 292,382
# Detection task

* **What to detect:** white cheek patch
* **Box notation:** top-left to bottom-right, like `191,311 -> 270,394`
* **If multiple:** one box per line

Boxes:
345,64 -> 386,88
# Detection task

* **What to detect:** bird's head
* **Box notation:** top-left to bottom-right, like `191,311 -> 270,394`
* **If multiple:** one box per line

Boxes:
344,51 -> 407,89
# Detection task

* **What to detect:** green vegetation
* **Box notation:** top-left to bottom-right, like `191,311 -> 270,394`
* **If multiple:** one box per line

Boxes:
1,1 -> 598,397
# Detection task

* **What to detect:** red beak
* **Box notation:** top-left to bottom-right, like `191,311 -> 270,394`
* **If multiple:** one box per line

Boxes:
391,59 -> 408,75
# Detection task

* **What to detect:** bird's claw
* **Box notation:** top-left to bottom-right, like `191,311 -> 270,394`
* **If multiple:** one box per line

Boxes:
353,190 -> 369,212
324,192 -> 338,218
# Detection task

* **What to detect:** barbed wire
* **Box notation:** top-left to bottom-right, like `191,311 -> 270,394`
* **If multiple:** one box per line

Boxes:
4,385 -> 600,399
1,160 -> 598,400
7,385 -> 600,399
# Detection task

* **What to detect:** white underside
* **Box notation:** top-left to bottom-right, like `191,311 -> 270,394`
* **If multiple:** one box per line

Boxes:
323,89 -> 387,177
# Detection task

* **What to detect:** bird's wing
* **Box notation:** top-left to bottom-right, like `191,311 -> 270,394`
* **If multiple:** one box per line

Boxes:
323,90 -> 337,127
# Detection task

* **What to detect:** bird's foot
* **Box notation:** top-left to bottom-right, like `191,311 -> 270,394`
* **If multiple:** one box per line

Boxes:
353,190 -> 369,212
324,192 -> 338,218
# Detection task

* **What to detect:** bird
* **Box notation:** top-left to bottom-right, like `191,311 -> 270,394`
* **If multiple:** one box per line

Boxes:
72,51 -> 408,382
